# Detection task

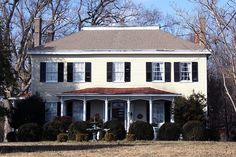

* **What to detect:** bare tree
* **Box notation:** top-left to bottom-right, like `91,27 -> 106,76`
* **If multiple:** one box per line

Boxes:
130,6 -> 162,26
74,0 -> 139,30
177,0 -> 236,112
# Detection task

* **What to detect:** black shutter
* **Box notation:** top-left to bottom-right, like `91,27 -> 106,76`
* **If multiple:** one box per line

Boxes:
146,101 -> 150,122
58,62 -> 64,82
86,102 -> 91,121
125,62 -> 131,82
174,62 -> 180,82
85,62 -> 91,82
57,102 -> 61,117
192,62 -> 198,82
107,62 -> 113,82
146,62 -> 152,82
40,62 -> 46,82
165,62 -> 171,82
164,101 -> 171,123
67,63 -> 73,82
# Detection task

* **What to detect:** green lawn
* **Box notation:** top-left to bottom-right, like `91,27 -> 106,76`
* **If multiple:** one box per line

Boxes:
0,141 -> 235,157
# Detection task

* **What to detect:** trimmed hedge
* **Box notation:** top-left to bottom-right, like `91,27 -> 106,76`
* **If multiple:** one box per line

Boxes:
76,133 -> 89,142
57,133 -> 68,142
158,123 -> 181,140
42,122 -> 61,141
103,120 -> 126,140
68,121 -> 90,140
42,116 -> 72,141
126,134 -> 136,141
183,120 -> 206,141
104,132 -> 115,142
205,128 -> 220,141
129,121 -> 154,140
6,132 -> 17,142
17,123 -> 42,142
53,116 -> 72,132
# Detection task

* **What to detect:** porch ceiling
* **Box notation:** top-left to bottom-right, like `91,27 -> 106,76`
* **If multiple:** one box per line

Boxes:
61,87 -> 180,96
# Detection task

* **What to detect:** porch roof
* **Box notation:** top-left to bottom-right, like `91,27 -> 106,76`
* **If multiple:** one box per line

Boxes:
62,87 -> 179,96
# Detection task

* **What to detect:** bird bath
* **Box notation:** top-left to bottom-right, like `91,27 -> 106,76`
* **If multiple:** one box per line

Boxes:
86,120 -> 101,141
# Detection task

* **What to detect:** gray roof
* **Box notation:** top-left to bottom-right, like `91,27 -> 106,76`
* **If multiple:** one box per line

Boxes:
36,27 -> 204,51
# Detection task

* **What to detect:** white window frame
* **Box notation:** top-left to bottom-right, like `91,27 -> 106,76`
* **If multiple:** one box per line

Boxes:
180,62 -> 192,82
46,62 -> 58,83
112,62 -> 125,82
152,62 -> 164,82
73,62 -> 85,82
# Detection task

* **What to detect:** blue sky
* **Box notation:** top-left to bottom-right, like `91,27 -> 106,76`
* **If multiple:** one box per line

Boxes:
132,0 -> 193,15
132,0 -> 227,15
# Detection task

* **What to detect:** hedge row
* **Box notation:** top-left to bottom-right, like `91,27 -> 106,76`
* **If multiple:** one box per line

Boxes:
7,120 -> 209,142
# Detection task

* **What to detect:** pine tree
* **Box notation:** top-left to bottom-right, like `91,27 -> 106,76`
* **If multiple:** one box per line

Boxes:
0,20 -> 16,98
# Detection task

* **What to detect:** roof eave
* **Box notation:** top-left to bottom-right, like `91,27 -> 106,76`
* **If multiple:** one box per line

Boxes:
28,49 -> 211,55
57,93 -> 182,97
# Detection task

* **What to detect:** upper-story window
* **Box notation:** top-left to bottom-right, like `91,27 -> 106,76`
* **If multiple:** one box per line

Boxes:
40,62 -> 64,83
180,62 -> 191,81
73,62 -> 85,82
174,62 -> 198,82
107,62 -> 131,82
112,62 -> 124,82
152,62 -> 164,81
146,62 -> 171,82
46,63 -> 58,82
67,62 -> 91,82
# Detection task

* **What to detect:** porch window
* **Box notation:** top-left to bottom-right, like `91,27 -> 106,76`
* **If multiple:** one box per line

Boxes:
152,102 -> 165,126
45,102 -> 57,121
152,62 -> 164,81
46,63 -> 58,82
180,62 -> 191,81
112,62 -> 124,82
73,62 -> 85,82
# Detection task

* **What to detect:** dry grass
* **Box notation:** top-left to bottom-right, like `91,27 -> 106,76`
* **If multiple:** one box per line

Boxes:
0,141 -> 235,157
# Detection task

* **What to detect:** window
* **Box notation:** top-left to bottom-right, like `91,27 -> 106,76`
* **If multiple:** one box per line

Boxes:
46,63 -> 58,82
107,62 -> 130,82
180,63 -> 191,81
45,102 -> 57,121
152,102 -> 165,127
112,62 -> 124,82
152,62 -> 164,81
73,62 -> 85,82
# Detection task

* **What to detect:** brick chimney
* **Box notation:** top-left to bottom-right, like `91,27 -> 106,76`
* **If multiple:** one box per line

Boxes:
46,20 -> 54,43
34,18 -> 42,47
199,16 -> 206,46
46,30 -> 54,43
194,17 -> 206,46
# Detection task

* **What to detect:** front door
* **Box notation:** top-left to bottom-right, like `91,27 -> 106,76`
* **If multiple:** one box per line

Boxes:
110,102 -> 125,126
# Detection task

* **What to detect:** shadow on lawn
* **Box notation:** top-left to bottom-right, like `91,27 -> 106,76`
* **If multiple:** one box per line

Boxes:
0,143 -> 148,153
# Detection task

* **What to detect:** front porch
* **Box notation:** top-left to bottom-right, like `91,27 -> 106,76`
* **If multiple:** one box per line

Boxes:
58,87 -> 179,130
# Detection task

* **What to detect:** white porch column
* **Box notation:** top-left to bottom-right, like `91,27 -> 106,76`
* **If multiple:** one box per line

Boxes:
104,97 -> 108,122
83,97 -> 86,121
60,97 -> 64,117
149,97 -> 153,124
127,97 -> 131,131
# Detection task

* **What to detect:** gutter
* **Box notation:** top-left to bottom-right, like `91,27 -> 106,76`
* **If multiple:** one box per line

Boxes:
28,49 -> 211,55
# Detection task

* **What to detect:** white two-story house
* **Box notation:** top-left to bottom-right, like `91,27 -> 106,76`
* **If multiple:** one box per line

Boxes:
29,18 -> 210,130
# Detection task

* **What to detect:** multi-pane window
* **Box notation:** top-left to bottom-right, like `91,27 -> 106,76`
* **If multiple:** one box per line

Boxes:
73,62 -> 85,82
45,102 -> 57,121
112,62 -> 124,82
180,63 -> 191,81
46,63 -> 58,82
152,62 -> 164,81
152,102 -> 165,127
